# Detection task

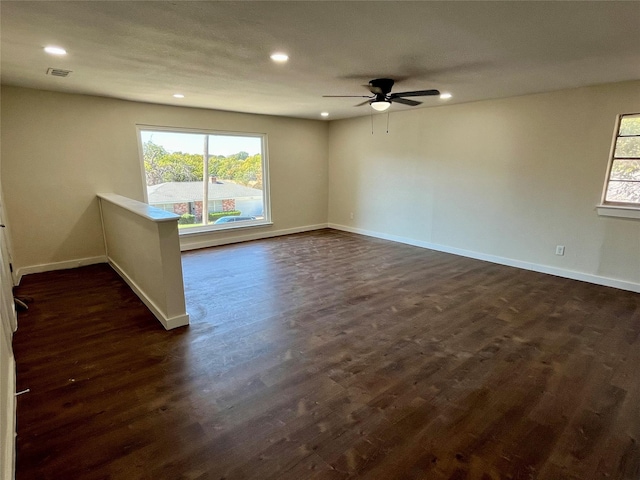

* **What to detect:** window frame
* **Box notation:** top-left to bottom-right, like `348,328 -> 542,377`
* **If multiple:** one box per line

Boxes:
598,113 -> 640,220
136,124 -> 272,235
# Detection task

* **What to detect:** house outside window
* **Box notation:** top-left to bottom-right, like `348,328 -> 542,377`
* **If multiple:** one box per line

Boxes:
602,113 -> 640,206
137,127 -> 270,233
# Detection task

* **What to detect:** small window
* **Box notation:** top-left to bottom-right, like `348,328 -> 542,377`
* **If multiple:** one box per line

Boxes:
602,113 -> 640,206
137,127 -> 270,233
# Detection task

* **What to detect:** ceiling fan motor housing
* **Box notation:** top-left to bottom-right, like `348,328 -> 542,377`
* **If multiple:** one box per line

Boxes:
369,78 -> 395,95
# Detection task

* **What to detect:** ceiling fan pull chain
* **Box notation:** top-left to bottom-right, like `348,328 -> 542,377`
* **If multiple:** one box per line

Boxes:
386,112 -> 390,134
371,112 -> 374,135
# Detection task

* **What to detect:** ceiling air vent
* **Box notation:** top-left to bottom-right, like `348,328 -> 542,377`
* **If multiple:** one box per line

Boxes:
46,68 -> 72,77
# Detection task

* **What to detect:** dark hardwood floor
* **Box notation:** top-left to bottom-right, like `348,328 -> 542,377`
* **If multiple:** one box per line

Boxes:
13,229 -> 640,479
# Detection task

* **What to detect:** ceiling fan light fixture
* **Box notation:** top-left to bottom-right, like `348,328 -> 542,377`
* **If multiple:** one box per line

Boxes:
371,101 -> 391,112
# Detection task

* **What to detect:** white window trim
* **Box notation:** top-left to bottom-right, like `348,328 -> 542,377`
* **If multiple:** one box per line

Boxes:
597,113 -> 640,221
596,204 -> 640,220
136,124 -> 272,234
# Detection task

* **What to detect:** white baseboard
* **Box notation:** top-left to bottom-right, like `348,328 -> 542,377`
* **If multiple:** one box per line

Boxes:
15,255 -> 107,284
107,258 -> 189,330
180,223 -> 329,251
329,223 -> 640,294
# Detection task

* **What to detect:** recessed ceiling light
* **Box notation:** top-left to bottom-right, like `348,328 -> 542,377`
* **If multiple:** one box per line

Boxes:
173,93 -> 185,98
44,46 -> 67,55
440,92 -> 452,100
270,53 -> 289,63
321,112 -> 329,117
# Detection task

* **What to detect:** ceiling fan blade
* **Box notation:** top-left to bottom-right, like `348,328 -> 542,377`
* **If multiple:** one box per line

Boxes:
390,89 -> 440,98
323,95 -> 372,98
355,100 -> 371,107
391,97 -> 421,107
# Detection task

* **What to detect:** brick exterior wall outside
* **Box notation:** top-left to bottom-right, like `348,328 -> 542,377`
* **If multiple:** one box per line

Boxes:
194,201 -> 203,221
172,199 -> 235,222
172,202 -> 202,221
173,203 -> 189,215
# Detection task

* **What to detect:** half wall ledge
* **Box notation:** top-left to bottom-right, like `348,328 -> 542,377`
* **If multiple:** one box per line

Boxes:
98,193 -> 190,330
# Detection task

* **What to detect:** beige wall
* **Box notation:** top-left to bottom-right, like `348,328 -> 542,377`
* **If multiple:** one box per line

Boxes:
2,82 -> 639,290
0,86 -> 329,275
328,81 -> 640,289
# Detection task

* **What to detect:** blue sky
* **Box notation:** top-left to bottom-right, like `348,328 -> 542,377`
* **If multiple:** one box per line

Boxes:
140,130 -> 261,156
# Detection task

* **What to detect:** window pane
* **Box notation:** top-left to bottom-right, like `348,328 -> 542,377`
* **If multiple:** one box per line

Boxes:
605,180 -> 640,204
207,135 -> 264,225
614,136 -> 640,158
609,159 -> 640,180
140,129 -> 268,231
619,114 -> 640,136
602,114 -> 640,207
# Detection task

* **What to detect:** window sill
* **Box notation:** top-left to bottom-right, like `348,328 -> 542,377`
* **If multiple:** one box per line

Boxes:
596,205 -> 640,220
178,221 -> 273,236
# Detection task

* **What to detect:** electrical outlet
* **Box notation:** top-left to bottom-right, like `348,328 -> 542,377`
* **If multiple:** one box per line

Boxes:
350,212 -> 354,220
555,245 -> 565,256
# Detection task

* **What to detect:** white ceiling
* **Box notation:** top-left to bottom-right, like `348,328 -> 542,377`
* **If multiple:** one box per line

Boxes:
1,1 -> 639,120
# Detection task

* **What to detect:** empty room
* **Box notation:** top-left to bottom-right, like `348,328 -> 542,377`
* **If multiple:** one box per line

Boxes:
1,1 -> 639,479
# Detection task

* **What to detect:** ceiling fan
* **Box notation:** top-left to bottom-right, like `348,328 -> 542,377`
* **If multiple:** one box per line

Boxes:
323,78 -> 440,111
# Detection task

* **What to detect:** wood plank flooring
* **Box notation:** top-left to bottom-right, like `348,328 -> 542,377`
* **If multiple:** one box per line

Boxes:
12,229 -> 640,479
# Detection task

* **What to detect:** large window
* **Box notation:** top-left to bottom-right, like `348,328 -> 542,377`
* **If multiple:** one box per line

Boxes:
138,127 -> 270,233
602,113 -> 640,206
